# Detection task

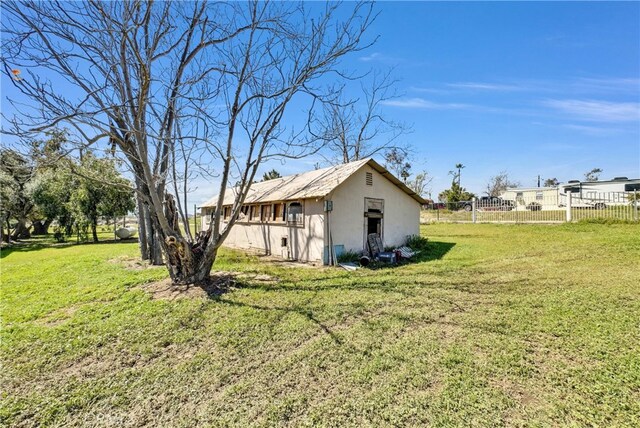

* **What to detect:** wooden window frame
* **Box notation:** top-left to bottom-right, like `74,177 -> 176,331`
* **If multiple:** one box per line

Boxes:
249,205 -> 261,222
287,201 -> 304,227
273,203 -> 286,223
261,204 -> 272,223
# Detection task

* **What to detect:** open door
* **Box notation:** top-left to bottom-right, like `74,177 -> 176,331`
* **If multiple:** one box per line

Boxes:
364,198 -> 384,250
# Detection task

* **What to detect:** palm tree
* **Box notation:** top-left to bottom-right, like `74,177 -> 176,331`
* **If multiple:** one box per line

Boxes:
455,163 -> 465,187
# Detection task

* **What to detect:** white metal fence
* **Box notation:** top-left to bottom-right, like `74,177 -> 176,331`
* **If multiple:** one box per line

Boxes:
422,192 -> 640,223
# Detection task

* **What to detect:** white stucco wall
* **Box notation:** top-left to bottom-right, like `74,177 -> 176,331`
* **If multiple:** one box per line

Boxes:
328,164 -> 420,253
200,163 -> 420,263
201,199 -> 325,263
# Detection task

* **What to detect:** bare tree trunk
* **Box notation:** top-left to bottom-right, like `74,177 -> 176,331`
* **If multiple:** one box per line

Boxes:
142,206 -> 163,265
161,193 -> 217,284
136,194 -> 149,261
151,231 -> 163,265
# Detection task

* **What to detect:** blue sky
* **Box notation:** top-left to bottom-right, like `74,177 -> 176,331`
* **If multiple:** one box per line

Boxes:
271,1 -> 640,199
2,1 -> 639,205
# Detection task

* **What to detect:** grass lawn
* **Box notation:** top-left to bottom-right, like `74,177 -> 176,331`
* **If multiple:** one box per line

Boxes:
1,224 -> 639,427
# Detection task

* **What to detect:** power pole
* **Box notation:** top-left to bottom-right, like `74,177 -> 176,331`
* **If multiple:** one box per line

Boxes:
537,175 -> 541,187
193,204 -> 197,235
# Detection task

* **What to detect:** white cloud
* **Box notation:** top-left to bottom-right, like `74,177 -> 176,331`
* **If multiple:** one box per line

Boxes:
542,99 -> 640,122
359,52 -> 382,62
573,77 -> 640,94
381,98 -> 472,110
563,124 -> 623,136
446,82 -> 523,91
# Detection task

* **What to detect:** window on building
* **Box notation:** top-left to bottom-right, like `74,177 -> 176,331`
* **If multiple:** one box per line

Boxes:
238,205 -> 249,221
223,206 -> 231,220
366,172 -> 373,186
250,205 -> 261,222
261,204 -> 272,222
287,201 -> 303,226
274,203 -> 285,222
564,186 -> 581,194
536,192 -> 543,201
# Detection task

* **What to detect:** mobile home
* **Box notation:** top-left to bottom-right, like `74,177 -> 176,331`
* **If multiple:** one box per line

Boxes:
558,177 -> 640,208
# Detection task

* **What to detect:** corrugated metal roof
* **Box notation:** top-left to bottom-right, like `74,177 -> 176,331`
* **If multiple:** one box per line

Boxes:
201,158 -> 427,207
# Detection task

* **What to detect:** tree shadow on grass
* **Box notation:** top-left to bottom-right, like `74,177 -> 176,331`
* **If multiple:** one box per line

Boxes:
358,241 -> 456,271
213,295 -> 344,345
191,241 -> 458,344
0,237 -> 137,259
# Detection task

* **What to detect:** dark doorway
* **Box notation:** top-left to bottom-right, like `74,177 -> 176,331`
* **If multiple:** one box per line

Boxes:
367,211 -> 382,235
363,198 -> 384,250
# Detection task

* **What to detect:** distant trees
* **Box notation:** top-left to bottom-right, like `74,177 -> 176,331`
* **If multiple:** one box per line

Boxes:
67,154 -> 135,243
1,132 -> 134,243
384,148 -> 412,183
438,180 -> 475,203
543,178 -> 559,187
584,168 -> 603,182
406,171 -> 432,199
438,163 -> 473,203
485,171 -> 520,197
383,148 -> 432,197
450,163 -> 465,187
262,169 -> 282,181
0,149 -> 34,240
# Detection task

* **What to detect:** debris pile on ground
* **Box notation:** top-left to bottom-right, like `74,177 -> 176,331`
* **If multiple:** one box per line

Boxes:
338,234 -> 428,269
395,246 -> 419,259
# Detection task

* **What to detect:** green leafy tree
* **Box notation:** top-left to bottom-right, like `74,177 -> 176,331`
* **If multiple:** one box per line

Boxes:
438,179 -> 475,204
0,149 -> 35,240
68,153 -> 135,243
30,168 -> 75,236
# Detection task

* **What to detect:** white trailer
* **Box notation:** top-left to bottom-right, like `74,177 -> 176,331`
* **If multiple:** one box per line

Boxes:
558,177 -> 640,209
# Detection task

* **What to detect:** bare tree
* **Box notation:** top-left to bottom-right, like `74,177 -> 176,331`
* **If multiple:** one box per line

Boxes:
2,1 -> 375,284
406,171 -> 432,199
485,171 -> 520,197
311,69 -> 410,164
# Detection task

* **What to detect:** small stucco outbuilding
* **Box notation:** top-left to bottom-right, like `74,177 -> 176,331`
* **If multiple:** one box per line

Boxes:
200,158 -> 426,264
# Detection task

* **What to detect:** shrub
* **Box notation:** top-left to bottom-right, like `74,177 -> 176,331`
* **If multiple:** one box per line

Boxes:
405,234 -> 429,251
337,250 -> 360,263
